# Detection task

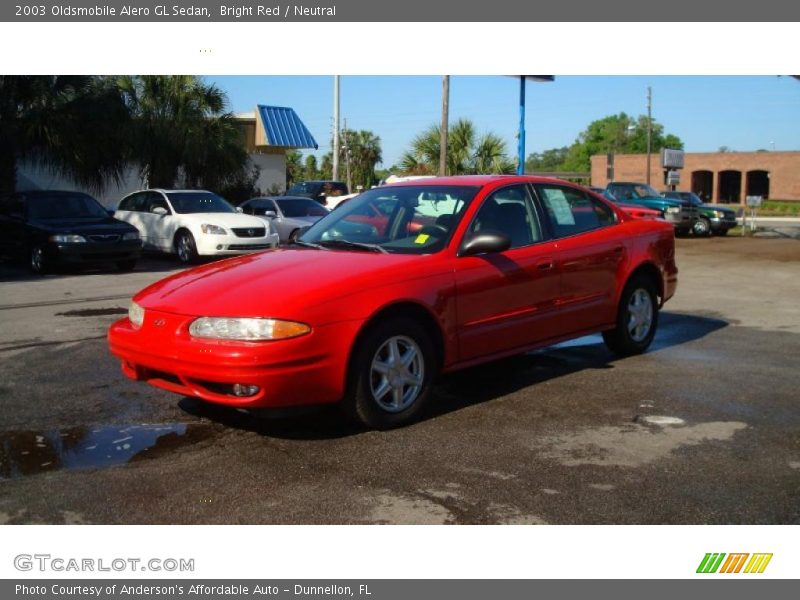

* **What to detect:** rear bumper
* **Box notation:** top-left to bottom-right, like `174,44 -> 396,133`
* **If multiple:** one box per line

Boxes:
108,312 -> 362,408
50,240 -> 142,264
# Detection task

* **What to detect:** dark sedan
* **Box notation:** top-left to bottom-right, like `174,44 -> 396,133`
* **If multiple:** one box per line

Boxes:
0,190 -> 142,274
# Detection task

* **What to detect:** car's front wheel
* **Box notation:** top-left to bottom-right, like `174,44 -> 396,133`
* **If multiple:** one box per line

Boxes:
603,275 -> 659,356
344,317 -> 435,429
175,231 -> 199,264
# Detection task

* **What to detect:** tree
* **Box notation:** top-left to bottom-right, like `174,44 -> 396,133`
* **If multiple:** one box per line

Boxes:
559,113 -> 684,172
525,146 -> 569,172
116,75 -> 247,190
399,118 -> 515,176
304,154 -> 319,180
0,75 -> 130,194
285,150 -> 303,188
341,129 -> 382,190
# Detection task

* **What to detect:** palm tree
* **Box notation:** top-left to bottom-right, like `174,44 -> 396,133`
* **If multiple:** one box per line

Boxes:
285,150 -> 303,188
0,75 -> 129,194
342,129 -> 382,190
399,118 -> 514,176
116,75 -> 247,190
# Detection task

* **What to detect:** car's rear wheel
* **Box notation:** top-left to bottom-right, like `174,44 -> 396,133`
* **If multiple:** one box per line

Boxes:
693,217 -> 711,236
175,231 -> 199,264
602,275 -> 659,356
116,259 -> 137,272
344,317 -> 435,429
30,245 -> 49,275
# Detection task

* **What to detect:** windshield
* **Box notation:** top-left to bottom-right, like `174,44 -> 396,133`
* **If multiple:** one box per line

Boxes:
277,198 -> 329,218
27,193 -> 109,220
299,185 -> 480,254
166,192 -> 235,214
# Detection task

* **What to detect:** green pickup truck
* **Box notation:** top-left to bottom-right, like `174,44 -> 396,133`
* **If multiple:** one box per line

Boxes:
662,191 -> 738,236
605,182 -> 698,235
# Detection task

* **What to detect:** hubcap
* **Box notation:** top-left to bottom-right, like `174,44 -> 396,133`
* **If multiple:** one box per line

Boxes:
31,247 -> 43,271
178,236 -> 190,261
694,220 -> 708,234
369,335 -> 424,413
627,288 -> 654,342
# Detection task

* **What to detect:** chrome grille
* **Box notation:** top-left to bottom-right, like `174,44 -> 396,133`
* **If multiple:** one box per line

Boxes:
232,227 -> 265,238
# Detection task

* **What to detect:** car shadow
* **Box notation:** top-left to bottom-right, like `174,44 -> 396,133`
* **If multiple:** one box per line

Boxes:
177,311 -> 729,441
0,254 -> 184,282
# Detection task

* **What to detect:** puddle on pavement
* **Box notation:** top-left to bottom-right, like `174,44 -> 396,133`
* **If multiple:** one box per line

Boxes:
0,423 -> 216,480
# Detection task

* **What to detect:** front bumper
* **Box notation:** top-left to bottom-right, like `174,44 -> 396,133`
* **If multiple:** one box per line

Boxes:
194,232 -> 279,256
709,215 -> 737,231
108,309 -> 362,408
664,209 -> 697,231
50,240 -> 142,264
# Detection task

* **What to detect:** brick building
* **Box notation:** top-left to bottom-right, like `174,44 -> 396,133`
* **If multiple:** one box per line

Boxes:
591,151 -> 800,204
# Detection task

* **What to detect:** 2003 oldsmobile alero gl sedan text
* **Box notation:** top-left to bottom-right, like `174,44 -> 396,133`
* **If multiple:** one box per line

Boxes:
108,176 -> 678,429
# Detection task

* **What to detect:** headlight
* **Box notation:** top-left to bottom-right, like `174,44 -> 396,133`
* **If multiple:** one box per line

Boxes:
188,317 -> 311,341
665,207 -> 681,214
128,302 -> 144,329
49,234 -> 87,243
714,210 -> 725,218
123,231 -> 140,241
200,224 -> 227,235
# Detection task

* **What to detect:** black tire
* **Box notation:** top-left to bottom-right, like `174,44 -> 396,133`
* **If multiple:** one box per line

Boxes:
30,245 -> 49,275
693,217 -> 711,237
602,275 -> 659,357
288,228 -> 300,244
116,259 -> 137,272
343,317 -> 436,430
175,230 -> 199,264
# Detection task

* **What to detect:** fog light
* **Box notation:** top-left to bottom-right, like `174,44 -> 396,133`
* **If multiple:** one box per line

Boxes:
232,384 -> 260,397
217,244 -> 223,250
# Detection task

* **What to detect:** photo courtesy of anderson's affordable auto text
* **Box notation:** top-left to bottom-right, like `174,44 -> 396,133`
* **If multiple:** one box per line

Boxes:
0,0 -> 799,595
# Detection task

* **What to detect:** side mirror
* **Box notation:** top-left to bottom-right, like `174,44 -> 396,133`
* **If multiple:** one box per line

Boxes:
460,231 -> 512,257
264,210 -> 277,219
151,206 -> 168,216
236,207 -> 243,213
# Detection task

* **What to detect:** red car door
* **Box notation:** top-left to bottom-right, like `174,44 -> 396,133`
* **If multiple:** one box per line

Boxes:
454,184 -> 561,363
534,183 -> 628,337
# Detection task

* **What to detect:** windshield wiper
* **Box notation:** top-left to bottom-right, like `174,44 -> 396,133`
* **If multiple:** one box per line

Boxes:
290,240 -> 327,250
318,239 -> 388,253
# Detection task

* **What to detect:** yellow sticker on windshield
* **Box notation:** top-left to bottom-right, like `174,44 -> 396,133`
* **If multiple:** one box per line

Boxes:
414,233 -> 430,244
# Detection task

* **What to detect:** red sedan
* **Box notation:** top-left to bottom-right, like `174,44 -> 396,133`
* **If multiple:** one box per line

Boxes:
109,176 -> 677,429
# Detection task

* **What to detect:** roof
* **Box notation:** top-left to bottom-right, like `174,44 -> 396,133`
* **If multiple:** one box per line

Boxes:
385,174 -> 570,187
256,105 -> 318,150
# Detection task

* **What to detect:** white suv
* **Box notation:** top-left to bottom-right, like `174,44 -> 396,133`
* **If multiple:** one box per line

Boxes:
115,189 -> 279,264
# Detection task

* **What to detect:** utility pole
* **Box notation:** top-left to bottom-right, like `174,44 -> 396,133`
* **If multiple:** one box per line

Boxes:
646,86 -> 652,186
439,75 -> 449,176
343,118 -> 352,192
333,75 -> 340,181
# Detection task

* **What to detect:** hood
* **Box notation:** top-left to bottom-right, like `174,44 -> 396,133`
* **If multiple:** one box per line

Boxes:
179,212 -> 266,229
134,248 -> 435,318
30,216 -> 137,235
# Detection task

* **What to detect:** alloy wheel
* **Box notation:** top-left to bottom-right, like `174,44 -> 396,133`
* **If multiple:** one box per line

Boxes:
627,288 -> 654,342
369,335 -> 424,413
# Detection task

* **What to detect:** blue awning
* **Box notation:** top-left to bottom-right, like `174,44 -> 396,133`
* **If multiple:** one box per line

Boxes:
257,105 -> 318,149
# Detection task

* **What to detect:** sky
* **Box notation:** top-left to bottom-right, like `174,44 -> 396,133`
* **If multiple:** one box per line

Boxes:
208,75 -> 800,169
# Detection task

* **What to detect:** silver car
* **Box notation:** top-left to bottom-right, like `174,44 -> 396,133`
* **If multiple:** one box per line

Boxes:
240,196 -> 329,243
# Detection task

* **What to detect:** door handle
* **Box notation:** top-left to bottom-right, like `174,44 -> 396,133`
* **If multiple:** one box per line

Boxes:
536,257 -> 555,271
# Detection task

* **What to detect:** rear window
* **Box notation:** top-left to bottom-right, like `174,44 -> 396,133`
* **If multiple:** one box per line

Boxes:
276,198 -> 328,218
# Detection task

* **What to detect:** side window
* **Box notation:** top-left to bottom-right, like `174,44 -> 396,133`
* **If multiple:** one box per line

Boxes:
468,184 -> 542,249
147,192 -> 170,214
536,185 -> 613,238
240,202 -> 254,215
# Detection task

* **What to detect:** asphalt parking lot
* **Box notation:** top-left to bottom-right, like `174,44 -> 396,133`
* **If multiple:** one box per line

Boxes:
1,238 -> 799,524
